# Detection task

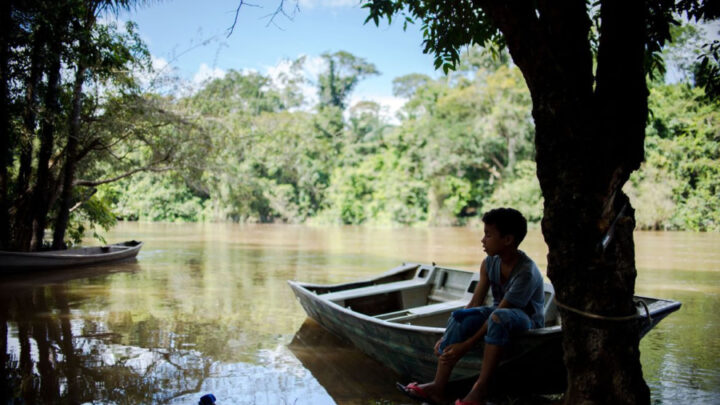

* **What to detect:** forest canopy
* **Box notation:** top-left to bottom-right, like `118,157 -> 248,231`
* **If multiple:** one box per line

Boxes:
105,34 -> 719,232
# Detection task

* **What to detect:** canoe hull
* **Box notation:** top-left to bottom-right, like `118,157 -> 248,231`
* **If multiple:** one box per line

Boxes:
0,241 -> 143,272
289,263 -> 681,389
289,279 -> 564,385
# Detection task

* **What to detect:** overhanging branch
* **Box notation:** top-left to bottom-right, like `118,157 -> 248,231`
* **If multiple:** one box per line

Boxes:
74,164 -> 172,187
227,0 -> 261,37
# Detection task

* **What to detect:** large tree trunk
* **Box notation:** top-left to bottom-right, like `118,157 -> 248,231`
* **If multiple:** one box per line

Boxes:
29,57 -> 61,251
53,6 -> 99,249
481,1 -> 650,403
0,0 -> 11,249
52,53 -> 87,249
546,2 -> 649,404
12,20 -> 48,251
30,10 -> 67,251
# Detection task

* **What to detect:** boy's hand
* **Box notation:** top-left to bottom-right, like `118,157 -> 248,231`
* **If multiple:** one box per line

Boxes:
434,338 -> 444,356
439,341 -> 471,364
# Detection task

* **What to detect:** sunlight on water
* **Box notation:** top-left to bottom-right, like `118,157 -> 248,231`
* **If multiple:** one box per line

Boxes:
1,222 -> 718,404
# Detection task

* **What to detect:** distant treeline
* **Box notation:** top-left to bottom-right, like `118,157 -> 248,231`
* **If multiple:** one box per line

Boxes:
104,46 -> 718,231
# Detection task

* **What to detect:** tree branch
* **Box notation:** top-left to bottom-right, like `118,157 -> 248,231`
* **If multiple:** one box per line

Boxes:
227,0 -> 261,38
474,1 -> 547,96
73,164 -> 172,187
595,0 -> 647,174
69,188 -> 97,213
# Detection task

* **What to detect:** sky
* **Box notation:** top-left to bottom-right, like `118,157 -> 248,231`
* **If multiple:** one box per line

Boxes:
116,0 -> 442,117
115,1 -> 720,112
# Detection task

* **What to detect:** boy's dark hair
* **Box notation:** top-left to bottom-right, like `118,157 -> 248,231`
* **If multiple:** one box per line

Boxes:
482,208 -> 528,247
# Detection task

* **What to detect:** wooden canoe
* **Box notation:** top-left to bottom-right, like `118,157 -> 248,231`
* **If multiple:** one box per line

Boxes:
288,263 -> 681,386
0,240 -> 143,272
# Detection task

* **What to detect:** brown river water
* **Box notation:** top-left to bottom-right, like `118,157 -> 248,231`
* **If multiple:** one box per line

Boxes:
1,222 -> 718,404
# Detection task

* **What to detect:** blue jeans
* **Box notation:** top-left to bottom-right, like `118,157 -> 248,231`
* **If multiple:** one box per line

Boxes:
438,306 -> 533,352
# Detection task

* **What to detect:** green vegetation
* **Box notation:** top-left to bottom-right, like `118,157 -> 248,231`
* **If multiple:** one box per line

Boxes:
104,48 -> 541,226
104,40 -> 718,231
1,1 -> 203,250
627,83 -> 720,231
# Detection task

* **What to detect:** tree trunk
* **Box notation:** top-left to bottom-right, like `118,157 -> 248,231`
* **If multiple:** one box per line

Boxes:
480,1 -> 650,403
52,51 -> 88,249
0,0 -> 11,249
12,20 -> 48,251
30,12 -> 66,251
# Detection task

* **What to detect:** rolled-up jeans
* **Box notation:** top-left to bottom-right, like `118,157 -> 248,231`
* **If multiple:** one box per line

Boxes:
438,306 -> 533,353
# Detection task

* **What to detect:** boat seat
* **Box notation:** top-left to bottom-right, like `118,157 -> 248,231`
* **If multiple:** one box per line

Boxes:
318,279 -> 429,303
376,299 -> 467,323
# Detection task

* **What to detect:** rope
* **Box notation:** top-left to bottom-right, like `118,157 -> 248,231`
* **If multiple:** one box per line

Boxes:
554,297 -> 652,324
600,203 -> 628,252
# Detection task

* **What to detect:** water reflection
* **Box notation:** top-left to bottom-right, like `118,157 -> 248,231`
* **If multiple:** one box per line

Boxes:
0,279 -> 334,404
0,223 -> 718,404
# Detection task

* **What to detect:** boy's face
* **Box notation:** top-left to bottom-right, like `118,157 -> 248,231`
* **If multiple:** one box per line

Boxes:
482,223 -> 513,256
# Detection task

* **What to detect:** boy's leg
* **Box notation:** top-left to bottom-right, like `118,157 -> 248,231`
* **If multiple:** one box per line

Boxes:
461,342 -> 502,403
416,307 -> 493,399
460,308 -> 532,404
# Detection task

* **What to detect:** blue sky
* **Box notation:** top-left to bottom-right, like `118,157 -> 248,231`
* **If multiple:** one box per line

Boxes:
118,0 -> 441,114
117,1 -> 720,108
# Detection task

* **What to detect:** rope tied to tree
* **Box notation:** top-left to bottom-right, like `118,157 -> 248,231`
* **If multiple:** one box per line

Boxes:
554,297 -> 652,324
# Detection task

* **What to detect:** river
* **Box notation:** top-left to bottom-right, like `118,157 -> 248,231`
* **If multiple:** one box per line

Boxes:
1,222 -> 718,404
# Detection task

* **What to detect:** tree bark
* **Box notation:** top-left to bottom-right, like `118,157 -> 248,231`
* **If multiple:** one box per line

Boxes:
53,13 -> 92,249
12,19 -> 49,251
479,1 -> 650,403
0,0 -> 12,249
52,66 -> 84,249
30,9 -> 67,251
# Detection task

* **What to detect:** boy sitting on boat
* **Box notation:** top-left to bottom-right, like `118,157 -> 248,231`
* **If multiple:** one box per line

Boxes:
397,207 -> 545,405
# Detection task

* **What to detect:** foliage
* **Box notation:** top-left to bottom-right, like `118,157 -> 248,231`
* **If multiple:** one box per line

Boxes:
1,1 -> 200,250
100,172 -> 207,222
105,42 -> 719,231
483,161 -> 543,224
111,48 -> 540,227
627,82 -> 720,231
317,51 -> 379,109
4,4 -> 711,236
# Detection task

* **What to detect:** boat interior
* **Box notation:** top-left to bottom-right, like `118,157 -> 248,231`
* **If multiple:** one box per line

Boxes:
312,263 -> 561,328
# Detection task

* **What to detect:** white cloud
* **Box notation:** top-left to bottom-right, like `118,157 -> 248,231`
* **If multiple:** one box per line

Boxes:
192,63 -> 227,85
133,55 -> 173,92
348,94 -> 407,125
264,55 -> 327,109
263,55 -> 406,122
152,56 -> 170,72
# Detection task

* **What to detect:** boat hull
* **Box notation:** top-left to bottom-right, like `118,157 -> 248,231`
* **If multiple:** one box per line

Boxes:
289,263 -> 681,387
289,279 -> 564,385
0,240 -> 143,272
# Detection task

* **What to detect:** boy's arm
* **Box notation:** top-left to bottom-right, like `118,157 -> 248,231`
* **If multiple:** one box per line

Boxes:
465,259 -> 490,308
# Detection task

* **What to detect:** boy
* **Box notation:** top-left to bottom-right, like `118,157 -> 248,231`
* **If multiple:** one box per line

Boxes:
397,208 -> 545,405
